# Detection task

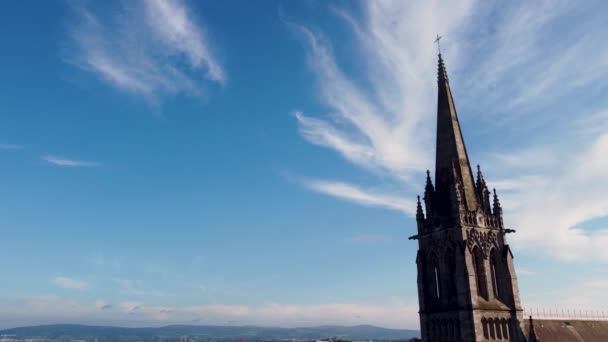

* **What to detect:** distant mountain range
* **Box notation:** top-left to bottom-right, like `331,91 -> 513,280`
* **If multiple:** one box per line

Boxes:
0,324 -> 419,341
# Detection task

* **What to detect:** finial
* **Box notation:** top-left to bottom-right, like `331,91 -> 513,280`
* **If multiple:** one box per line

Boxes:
416,195 -> 424,218
435,34 -> 442,54
476,164 -> 486,188
425,169 -> 434,191
493,188 -> 502,209
437,48 -> 448,82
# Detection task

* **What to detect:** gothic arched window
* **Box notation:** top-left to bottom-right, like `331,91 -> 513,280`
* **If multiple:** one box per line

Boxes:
434,265 -> 441,298
482,318 -> 489,339
445,249 -> 457,300
489,318 -> 496,339
447,319 -> 454,337
430,253 -> 441,299
490,249 -> 500,298
501,318 -> 509,339
495,318 -> 503,339
472,246 -> 488,299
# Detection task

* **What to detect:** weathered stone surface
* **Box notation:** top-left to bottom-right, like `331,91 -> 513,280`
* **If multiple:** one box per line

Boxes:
415,54 -> 523,341
523,319 -> 608,342
413,53 -> 608,342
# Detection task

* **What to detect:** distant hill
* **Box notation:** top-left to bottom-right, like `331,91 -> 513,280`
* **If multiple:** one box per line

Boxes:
0,324 -> 419,341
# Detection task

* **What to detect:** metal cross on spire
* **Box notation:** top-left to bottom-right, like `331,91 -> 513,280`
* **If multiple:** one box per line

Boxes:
435,34 -> 442,54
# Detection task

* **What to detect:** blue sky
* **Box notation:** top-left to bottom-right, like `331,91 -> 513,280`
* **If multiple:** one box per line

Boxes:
1,0 -> 608,329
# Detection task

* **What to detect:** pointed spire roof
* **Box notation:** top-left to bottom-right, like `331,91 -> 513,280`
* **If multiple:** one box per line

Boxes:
416,195 -> 424,219
493,188 -> 502,212
425,170 -> 434,191
435,53 -> 478,211
476,165 -> 485,188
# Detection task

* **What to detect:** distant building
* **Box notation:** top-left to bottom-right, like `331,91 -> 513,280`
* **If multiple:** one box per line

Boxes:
410,52 -> 608,341
524,316 -> 608,341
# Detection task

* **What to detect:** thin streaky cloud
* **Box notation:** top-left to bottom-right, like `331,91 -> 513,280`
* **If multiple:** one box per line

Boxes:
291,1 -> 472,222
144,0 -> 225,84
112,278 -> 172,297
42,155 -> 100,168
8,296 -> 419,328
49,276 -> 88,290
66,0 -> 225,101
293,1 -> 608,262
305,179 -> 414,215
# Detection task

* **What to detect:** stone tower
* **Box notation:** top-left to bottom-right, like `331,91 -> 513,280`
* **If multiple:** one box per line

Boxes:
410,54 -> 524,341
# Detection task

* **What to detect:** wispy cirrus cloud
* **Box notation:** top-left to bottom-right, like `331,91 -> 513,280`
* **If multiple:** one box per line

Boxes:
304,179 -> 414,215
113,278 -> 172,297
461,1 -> 608,122
49,276 -> 88,290
66,0 -> 225,101
493,134 -> 608,261
42,155 -> 100,167
291,0 -> 474,213
292,1 -> 608,264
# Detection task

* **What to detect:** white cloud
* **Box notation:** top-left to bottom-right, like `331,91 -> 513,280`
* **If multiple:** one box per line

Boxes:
67,0 -> 224,101
49,276 -> 88,290
22,295 -> 89,313
179,301 -> 418,328
523,277 -> 608,315
304,179 -> 414,215
113,278 -> 172,297
144,0 -> 224,83
292,1 -> 608,263
498,133 -> 608,261
461,1 -> 608,119
292,1 -> 474,203
6,296 -> 419,328
42,155 -> 100,167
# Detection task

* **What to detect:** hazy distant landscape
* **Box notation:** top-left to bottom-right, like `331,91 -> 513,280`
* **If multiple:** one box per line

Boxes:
3,1 -> 608,340
0,324 -> 420,342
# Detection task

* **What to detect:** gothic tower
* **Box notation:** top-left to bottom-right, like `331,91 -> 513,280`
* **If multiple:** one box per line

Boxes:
411,54 -> 524,341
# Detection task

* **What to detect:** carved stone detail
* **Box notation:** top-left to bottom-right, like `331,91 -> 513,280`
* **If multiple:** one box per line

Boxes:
466,228 -> 498,258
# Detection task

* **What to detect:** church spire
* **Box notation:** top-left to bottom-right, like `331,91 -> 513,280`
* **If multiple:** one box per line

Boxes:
435,53 -> 478,211
423,170 -> 435,217
413,44 -> 526,342
476,165 -> 492,213
416,195 -> 424,219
